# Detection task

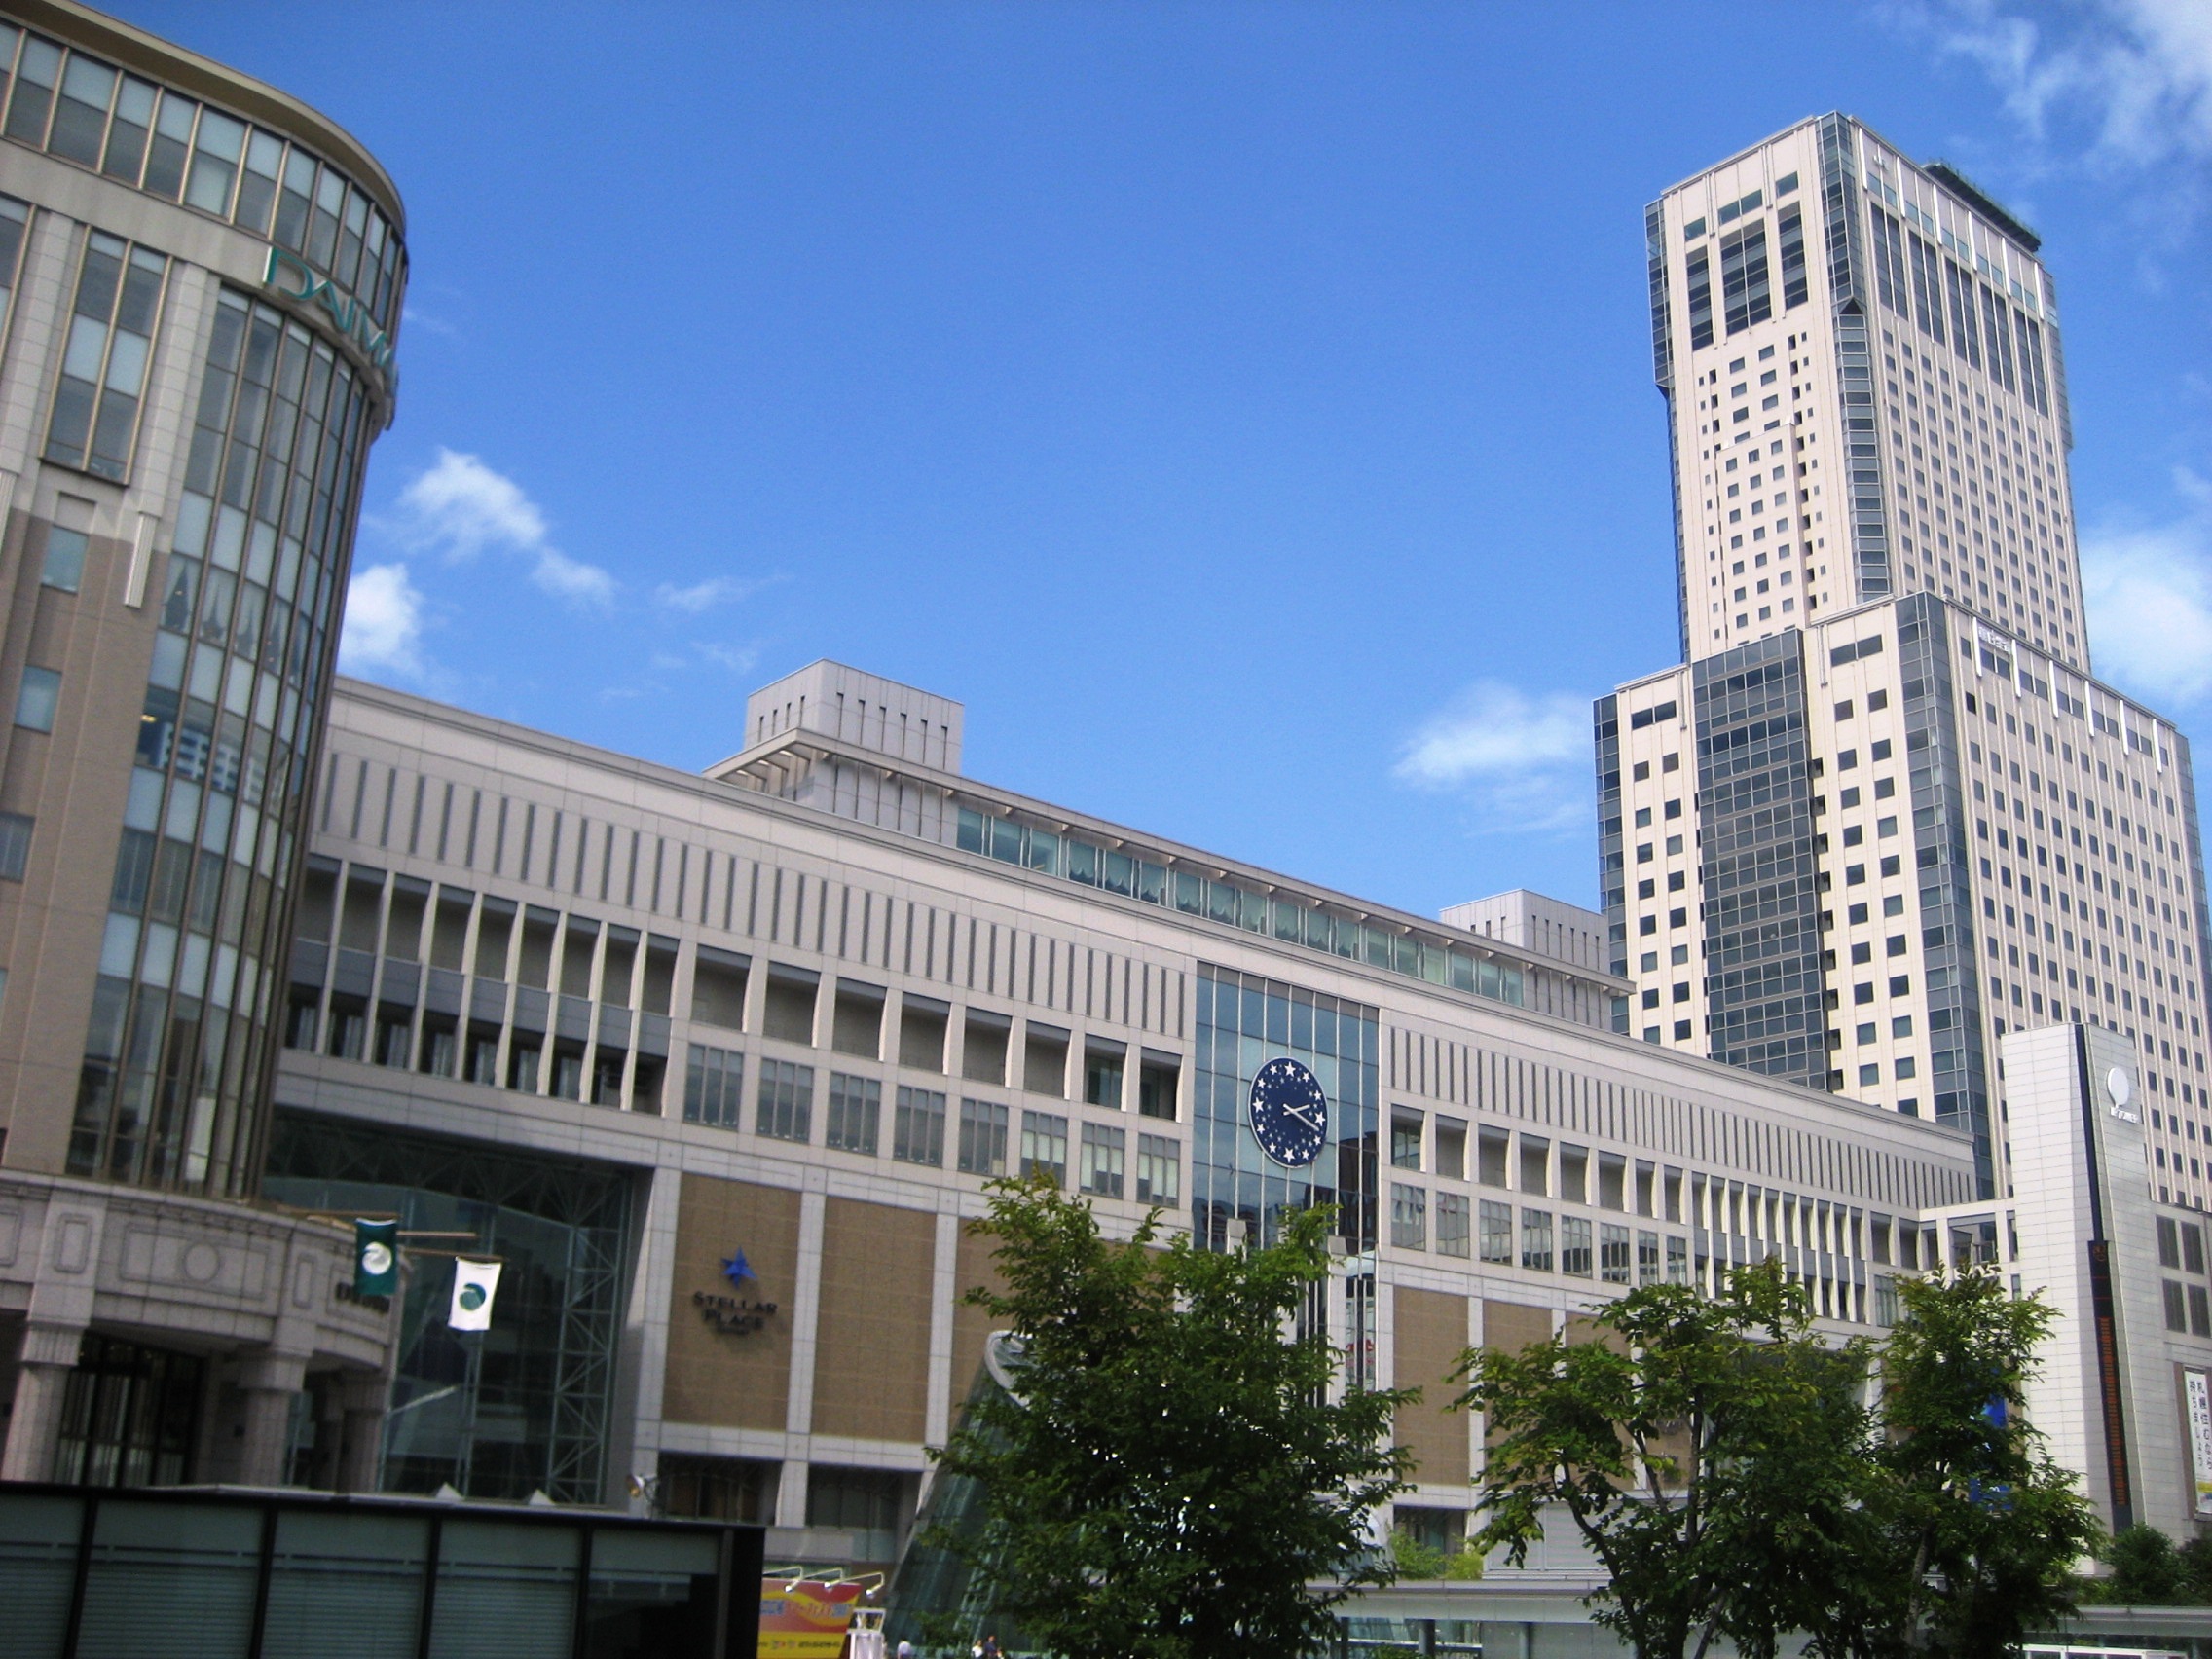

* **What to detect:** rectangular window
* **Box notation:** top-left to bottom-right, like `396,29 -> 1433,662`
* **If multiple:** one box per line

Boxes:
826,1072 -> 880,1155
234,128 -> 282,235
1944,260 -> 1981,369
1908,237 -> 1947,345
1436,1192 -> 1470,1258
1478,1199 -> 1513,1265
41,526 -> 88,593
1601,1223 -> 1633,1285
45,231 -> 167,481
1560,1214 -> 1593,1276
1776,203 -> 1807,309
1638,1230 -> 1661,1285
682,1043 -> 745,1128
183,106 -> 244,217
2165,1279 -> 2189,1333
0,195 -> 28,340
1868,208 -> 1908,315
0,811 -> 30,880
1013,1110 -> 1066,1185
5,31 -> 59,143
957,1097 -> 1009,1176
1719,221 -> 1772,335
1981,284 -> 2016,391
1080,1122 -> 1125,1198
100,75 -> 154,183
1686,246 -> 1714,350
15,665 -> 59,731
893,1085 -> 945,1167
1667,1234 -> 1688,1285
756,1058 -> 813,1143
1521,1208 -> 1554,1272
144,92 -> 196,200
1391,1184 -> 1427,1250
1019,1109 -> 1068,1187
1135,1132 -> 1179,1204
1083,1044 -> 1124,1109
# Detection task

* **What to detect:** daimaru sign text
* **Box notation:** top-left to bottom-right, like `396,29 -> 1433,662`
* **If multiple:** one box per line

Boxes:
263,247 -> 395,379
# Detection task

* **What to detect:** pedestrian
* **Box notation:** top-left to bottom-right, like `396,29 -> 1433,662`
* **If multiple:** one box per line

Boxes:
896,1643 -> 913,1659
981,1638 -> 1002,1659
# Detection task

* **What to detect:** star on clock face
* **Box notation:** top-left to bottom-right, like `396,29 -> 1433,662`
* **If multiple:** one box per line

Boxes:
1248,1057 -> 1329,1169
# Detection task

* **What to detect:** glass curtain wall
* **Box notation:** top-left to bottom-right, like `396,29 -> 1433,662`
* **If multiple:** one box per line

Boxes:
1191,967 -> 1379,1254
261,1112 -> 636,1506
69,289 -> 371,1195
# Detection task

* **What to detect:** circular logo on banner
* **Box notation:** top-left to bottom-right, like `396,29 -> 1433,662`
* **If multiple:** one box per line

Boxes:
458,1283 -> 487,1311
2107,1067 -> 2132,1108
360,1243 -> 393,1276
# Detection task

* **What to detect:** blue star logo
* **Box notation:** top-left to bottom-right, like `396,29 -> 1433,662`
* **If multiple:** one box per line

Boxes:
720,1250 -> 756,1289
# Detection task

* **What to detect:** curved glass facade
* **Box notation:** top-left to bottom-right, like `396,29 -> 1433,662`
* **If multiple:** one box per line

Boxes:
67,287 -> 376,1194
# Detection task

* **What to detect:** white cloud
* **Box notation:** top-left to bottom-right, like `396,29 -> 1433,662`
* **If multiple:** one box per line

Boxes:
2082,467 -> 2212,704
655,576 -> 759,613
1395,682 -> 1589,786
1913,0 -> 2212,167
390,447 -> 614,608
397,448 -> 546,555
695,642 -> 758,676
531,545 -> 617,608
1392,681 -> 1593,834
339,562 -> 427,679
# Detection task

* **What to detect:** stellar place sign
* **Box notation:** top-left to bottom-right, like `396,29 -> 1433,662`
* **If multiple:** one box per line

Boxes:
262,247 -> 396,387
693,1289 -> 779,1337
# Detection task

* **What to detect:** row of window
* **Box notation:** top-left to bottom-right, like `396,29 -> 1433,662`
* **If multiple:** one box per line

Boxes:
954,808 -> 1530,1009
682,1043 -> 1182,1202
0,21 -> 404,328
1402,1193 -> 1689,1282
1867,207 -> 2053,419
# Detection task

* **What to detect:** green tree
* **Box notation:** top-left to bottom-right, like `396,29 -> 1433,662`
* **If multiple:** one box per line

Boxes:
929,1179 -> 1416,1659
1454,1261 -> 1871,1659
2080,1525 -> 2185,1606
1845,1268 -> 2104,1658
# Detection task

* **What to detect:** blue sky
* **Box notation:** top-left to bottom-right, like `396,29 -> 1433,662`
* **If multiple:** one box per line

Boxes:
113,1 -> 2212,921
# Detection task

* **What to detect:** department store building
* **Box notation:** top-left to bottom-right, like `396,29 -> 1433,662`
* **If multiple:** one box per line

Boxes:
269,661 -> 1983,1568
0,0 -> 403,1492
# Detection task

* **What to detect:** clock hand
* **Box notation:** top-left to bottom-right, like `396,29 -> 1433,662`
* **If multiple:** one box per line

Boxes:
1281,1102 -> 1322,1127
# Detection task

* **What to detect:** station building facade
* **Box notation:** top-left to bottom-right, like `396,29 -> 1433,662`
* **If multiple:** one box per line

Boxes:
0,0 -> 405,1492
269,663 -> 1980,1570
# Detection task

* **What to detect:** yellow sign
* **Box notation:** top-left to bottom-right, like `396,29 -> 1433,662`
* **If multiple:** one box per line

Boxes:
758,1577 -> 866,1658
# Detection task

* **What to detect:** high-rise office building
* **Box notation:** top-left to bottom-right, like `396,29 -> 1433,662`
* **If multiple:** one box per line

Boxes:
0,1 -> 403,1489
1645,113 -> 2080,670
1607,115 -> 2212,1210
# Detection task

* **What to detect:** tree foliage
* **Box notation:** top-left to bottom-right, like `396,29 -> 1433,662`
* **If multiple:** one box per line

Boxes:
1456,1263 -> 2103,1659
2079,1525 -> 2212,1606
1455,1260 -> 1866,1659
929,1179 -> 1416,1659
1845,1268 -> 2104,1657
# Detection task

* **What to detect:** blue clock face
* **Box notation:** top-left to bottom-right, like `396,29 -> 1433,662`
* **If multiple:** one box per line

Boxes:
1249,1057 -> 1329,1169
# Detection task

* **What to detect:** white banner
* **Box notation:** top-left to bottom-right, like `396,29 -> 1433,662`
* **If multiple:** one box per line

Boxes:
2187,1370 -> 2212,1519
448,1259 -> 502,1332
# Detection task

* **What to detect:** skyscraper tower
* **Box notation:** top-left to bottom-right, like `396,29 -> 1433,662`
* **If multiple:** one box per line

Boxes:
1648,115 -> 2080,671
1604,115 -> 2212,1203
